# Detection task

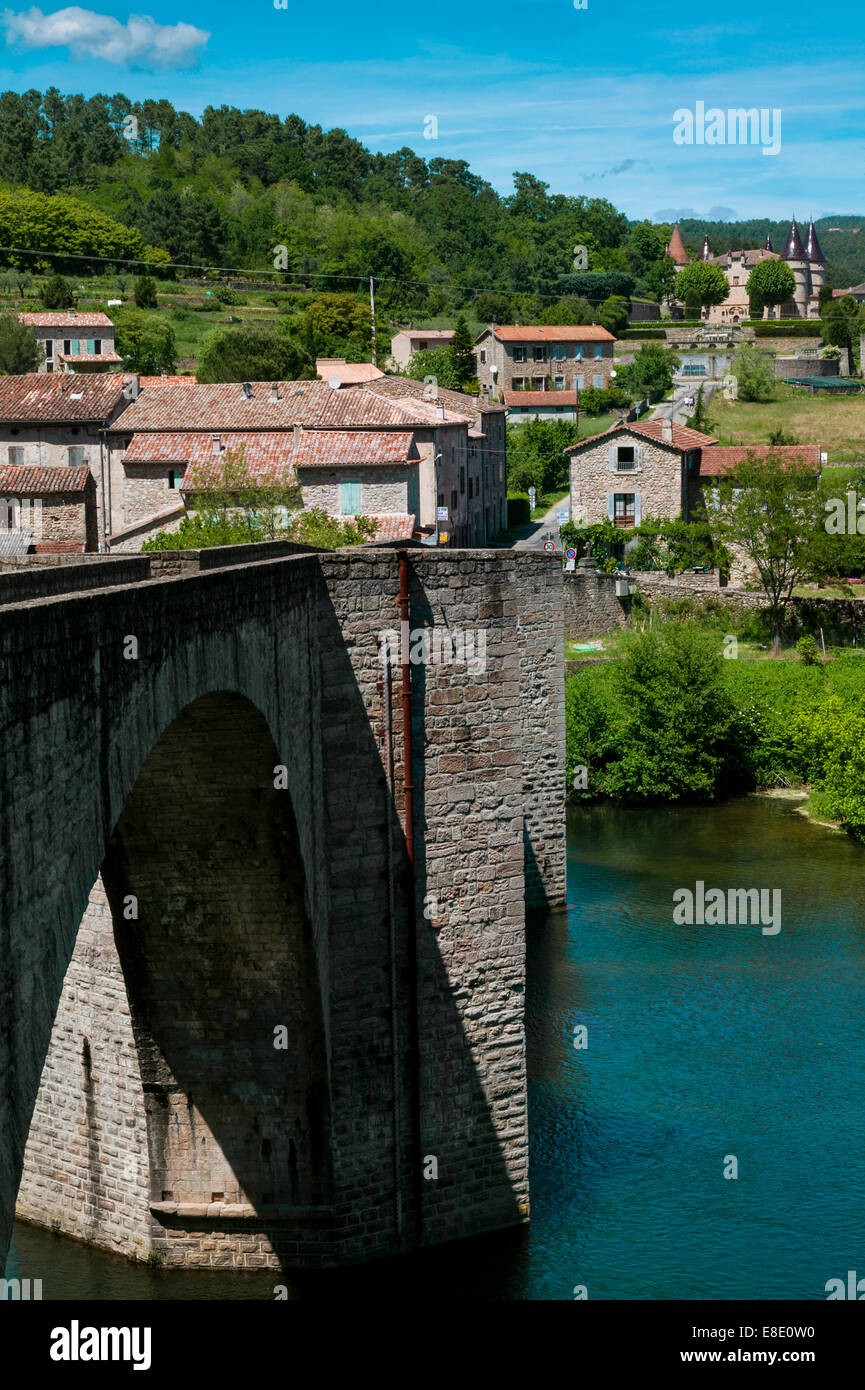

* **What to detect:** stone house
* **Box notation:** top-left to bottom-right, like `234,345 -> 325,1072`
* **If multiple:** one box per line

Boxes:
389,328 -> 455,370
104,378 -> 483,551
0,373 -> 135,547
0,462 -> 97,554
17,311 -> 122,373
567,420 -> 820,535
474,325 -> 617,404
357,375 -> 508,545
505,389 -> 579,423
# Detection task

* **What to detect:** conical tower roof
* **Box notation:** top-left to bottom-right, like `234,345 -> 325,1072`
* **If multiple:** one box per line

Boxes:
764,233 -> 774,252
783,219 -> 806,261
667,224 -> 689,266
699,233 -> 713,261
804,219 -> 826,264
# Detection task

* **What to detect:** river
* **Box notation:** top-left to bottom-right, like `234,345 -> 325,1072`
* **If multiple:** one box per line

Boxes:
7,796 -> 865,1300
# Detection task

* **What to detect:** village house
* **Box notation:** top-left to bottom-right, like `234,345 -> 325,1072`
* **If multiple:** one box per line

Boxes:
103,378 -> 482,551
566,418 -> 820,534
389,328 -> 455,371
356,375 -> 508,545
0,463 -> 96,555
473,325 -> 617,415
17,311 -> 122,373
0,373 -> 135,550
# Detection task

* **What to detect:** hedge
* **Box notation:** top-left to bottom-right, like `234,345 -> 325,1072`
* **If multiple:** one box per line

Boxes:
746,321 -> 823,337
618,328 -> 667,340
507,494 -> 531,526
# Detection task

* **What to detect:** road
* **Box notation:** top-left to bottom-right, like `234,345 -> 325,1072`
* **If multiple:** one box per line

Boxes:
510,498 -> 569,551
651,379 -> 721,426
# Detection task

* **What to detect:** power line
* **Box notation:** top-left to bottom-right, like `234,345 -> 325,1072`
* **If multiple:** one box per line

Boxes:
0,243 -> 629,306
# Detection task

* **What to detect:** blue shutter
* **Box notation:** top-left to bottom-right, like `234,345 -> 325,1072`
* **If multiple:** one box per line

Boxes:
607,493 -> 615,520
341,481 -> 361,514
634,493 -> 642,526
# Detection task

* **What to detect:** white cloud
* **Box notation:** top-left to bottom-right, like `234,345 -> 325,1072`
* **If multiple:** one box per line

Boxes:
1,6 -> 209,69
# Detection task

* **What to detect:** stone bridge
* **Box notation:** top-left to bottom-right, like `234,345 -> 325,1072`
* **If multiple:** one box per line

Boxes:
0,543 -> 565,1271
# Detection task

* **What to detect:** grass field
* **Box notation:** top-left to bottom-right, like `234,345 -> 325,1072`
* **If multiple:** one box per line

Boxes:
709,388 -> 865,461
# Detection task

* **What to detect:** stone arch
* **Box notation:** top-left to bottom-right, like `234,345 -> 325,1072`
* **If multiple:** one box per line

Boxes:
101,691 -> 333,1221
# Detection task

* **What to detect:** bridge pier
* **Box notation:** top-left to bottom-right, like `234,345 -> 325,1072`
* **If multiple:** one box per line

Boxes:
1,547 -> 564,1270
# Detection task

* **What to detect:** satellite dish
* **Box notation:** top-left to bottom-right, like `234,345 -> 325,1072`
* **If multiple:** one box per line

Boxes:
328,376 -> 341,389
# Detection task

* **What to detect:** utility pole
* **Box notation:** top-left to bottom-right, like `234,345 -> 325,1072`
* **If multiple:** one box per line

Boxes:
369,275 -> 377,367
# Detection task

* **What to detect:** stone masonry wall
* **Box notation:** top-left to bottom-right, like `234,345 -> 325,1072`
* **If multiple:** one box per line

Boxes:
569,433 -> 685,526
3,546 -> 566,1272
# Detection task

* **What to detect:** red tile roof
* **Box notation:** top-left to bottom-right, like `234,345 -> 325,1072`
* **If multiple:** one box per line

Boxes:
567,418 -> 717,454
0,463 -> 91,493
316,359 -> 385,384
363,513 -> 416,542
487,325 -> 615,343
0,374 -> 128,422
17,312 -> 114,329
124,430 -> 417,486
667,225 -> 689,266
505,390 -> 578,406
360,374 -> 504,421
57,352 -> 123,364
699,444 -> 821,476
108,379 -> 464,432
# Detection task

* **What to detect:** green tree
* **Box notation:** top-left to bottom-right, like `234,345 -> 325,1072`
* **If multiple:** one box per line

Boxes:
289,507 -> 379,547
197,324 -> 314,383
615,342 -> 679,398
745,259 -> 796,319
41,274 -> 74,309
144,444 -> 302,549
405,344 -> 462,391
0,310 -> 39,373
730,342 -> 776,402
302,292 -> 372,360
674,261 -> 729,313
507,417 -> 579,494
133,275 -> 157,309
598,294 -> 630,337
449,314 -> 477,388
712,452 -> 824,649
114,309 -> 176,374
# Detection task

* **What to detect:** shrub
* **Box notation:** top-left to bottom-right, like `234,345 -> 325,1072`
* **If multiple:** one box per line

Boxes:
507,494 -> 531,526
796,634 -> 821,665
133,276 -> 157,309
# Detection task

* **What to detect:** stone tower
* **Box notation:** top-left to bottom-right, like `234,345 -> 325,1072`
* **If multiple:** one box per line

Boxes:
782,219 -> 809,317
804,219 -> 826,314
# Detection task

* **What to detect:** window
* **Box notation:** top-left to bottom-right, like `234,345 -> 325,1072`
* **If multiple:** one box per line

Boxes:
8,446 -> 23,467
341,480 -> 361,514
532,376 -> 544,390
554,376 -> 565,390
68,446 -> 85,467
512,376 -> 524,391
513,346 -> 526,362
459,466 -> 465,494
616,446 -> 635,470
437,492 -> 444,507
85,340 -> 95,355
574,346 -> 583,361
43,339 -> 53,359
479,349 -> 486,364
552,345 -> 566,360
576,375 -> 584,390
450,489 -> 458,510
168,469 -> 184,490
594,375 -> 603,389
594,345 -> 603,359
407,470 -> 418,516
63,339 -> 80,356
468,477 -> 474,500
613,493 -> 636,527
93,339 -> 102,355
533,346 -> 545,361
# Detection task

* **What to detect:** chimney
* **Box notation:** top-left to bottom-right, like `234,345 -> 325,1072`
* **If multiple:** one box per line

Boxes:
661,416 -> 673,444
211,434 -> 222,455
436,402 -> 445,421
293,423 -> 303,438
269,382 -> 281,401
122,373 -> 140,401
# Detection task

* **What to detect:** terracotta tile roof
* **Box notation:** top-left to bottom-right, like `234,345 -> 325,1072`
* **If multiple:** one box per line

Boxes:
486,325 -> 615,343
667,224 -> 689,266
505,390 -> 578,406
125,430 -> 417,487
17,312 -> 114,329
566,418 -> 717,454
107,379 -> 461,432
363,513 -> 416,542
57,352 -> 124,364
0,463 -> 91,493
0,374 -> 128,422
316,359 -> 385,384
138,375 -> 195,388
698,444 -> 821,476
359,374 -> 505,422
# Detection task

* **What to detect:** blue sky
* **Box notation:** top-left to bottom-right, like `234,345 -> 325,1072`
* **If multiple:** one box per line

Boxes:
0,0 -> 862,220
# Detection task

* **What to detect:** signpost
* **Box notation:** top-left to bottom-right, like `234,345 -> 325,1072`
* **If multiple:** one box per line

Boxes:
543,539 -> 556,554
556,509 -> 569,525
528,487 -> 537,510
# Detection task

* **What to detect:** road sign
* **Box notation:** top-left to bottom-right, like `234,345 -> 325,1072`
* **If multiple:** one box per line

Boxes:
543,540 -> 555,553
556,509 -> 569,525
528,487 -> 537,507
566,548 -> 577,560
565,558 -> 576,572
436,506 -> 449,521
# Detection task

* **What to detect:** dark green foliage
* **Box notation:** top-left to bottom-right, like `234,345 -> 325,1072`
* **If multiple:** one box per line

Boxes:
449,315 -> 477,389
615,342 -> 679,398
578,385 -> 629,413
133,275 -> 157,308
598,294 -> 630,337
507,494 -> 531,525
506,418 -> 579,494
114,308 -> 176,373
0,310 -> 39,373
196,323 -> 313,383
41,274 -> 74,309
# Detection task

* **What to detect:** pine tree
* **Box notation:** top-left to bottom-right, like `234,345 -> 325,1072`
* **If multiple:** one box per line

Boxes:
449,315 -> 477,390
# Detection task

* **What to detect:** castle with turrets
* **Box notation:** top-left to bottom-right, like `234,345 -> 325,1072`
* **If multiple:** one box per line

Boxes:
666,219 -> 826,323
